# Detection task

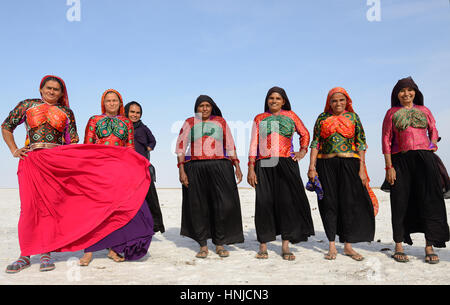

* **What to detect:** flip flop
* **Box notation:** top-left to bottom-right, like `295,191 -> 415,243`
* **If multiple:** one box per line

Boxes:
324,251 -> 337,260
425,253 -> 440,264
195,250 -> 208,259
255,251 -> 268,259
107,252 -> 125,262
344,253 -> 364,261
282,252 -> 296,261
216,249 -> 229,258
391,252 -> 409,263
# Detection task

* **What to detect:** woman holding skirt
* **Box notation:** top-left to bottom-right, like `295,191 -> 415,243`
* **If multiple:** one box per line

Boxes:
382,77 -> 449,264
176,95 -> 244,259
248,86 -> 314,261
308,87 -> 376,261
2,76 -> 151,273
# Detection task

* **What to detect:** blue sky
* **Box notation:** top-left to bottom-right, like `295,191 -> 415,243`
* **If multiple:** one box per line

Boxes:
1,0 -> 449,188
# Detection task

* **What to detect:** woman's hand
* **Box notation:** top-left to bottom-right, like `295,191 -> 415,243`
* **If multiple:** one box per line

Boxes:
292,149 -> 307,162
247,167 -> 258,188
235,165 -> 243,184
179,168 -> 189,188
386,167 -> 396,185
359,168 -> 368,186
13,147 -> 29,160
307,168 -> 318,181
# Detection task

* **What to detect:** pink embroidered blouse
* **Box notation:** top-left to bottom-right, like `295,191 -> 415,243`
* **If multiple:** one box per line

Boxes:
382,105 -> 439,155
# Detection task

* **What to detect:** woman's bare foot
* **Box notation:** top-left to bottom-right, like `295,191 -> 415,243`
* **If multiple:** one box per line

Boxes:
215,245 -> 229,258
391,242 -> 409,263
281,240 -> 295,261
324,241 -> 338,260
195,246 -> 209,259
79,252 -> 93,266
344,243 -> 364,261
107,249 -> 125,262
425,245 -> 439,264
255,243 -> 268,259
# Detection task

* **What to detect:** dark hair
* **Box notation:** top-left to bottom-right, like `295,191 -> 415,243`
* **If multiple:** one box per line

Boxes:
40,76 -> 64,92
124,101 -> 143,117
194,95 -> 223,117
264,86 -> 291,112
391,77 -> 424,107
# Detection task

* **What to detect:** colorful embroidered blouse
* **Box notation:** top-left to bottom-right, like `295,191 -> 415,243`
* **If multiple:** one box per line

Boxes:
249,110 -> 310,162
382,105 -> 438,155
176,115 -> 239,163
84,115 -> 134,148
1,99 -> 79,148
310,111 -> 367,157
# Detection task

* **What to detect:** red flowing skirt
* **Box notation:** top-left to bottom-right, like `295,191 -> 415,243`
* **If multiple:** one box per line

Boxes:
17,144 -> 150,256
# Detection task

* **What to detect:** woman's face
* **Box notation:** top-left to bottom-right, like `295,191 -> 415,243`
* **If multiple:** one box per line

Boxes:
267,92 -> 285,114
40,80 -> 63,105
398,87 -> 416,107
196,101 -> 212,120
128,104 -> 142,123
104,92 -> 121,115
329,93 -> 347,115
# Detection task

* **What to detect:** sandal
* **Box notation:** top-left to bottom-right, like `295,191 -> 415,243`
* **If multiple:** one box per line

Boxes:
107,251 -> 125,263
195,250 -> 208,259
425,253 -> 440,264
5,256 -> 31,274
391,252 -> 409,263
255,251 -> 268,259
282,252 -> 296,261
344,253 -> 364,261
39,253 -> 56,272
79,253 -> 93,267
324,251 -> 337,260
216,249 -> 229,258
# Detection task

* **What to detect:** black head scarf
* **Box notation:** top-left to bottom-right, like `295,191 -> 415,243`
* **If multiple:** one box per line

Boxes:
391,77 -> 424,107
194,95 -> 223,117
124,101 -> 143,129
264,86 -> 292,112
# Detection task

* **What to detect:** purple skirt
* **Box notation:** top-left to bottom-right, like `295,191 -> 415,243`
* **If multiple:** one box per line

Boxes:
85,201 -> 154,260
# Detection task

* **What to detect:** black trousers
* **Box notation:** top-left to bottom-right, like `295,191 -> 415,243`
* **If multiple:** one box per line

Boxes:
316,157 -> 375,243
181,159 -> 244,247
390,150 -> 449,248
254,158 -> 314,244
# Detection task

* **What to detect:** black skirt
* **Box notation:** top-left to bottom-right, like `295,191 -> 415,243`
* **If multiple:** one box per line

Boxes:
390,150 -> 449,248
316,157 -> 375,243
254,157 -> 314,244
145,174 -> 165,234
180,159 -> 244,246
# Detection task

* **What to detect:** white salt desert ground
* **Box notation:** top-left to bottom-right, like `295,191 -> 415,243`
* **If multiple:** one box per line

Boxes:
0,188 -> 449,285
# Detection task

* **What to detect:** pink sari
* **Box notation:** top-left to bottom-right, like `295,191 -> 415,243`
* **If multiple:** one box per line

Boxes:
17,144 -> 150,256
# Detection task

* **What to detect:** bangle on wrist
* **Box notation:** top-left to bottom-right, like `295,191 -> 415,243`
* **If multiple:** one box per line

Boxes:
13,148 -> 19,156
385,165 -> 393,170
177,161 -> 185,168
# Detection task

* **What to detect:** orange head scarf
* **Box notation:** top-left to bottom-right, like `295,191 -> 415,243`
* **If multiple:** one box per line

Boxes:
101,89 -> 125,116
324,87 -> 355,113
39,75 -> 70,107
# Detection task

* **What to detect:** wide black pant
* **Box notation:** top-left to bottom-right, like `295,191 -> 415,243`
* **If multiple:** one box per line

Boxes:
254,158 -> 314,244
316,157 -> 375,243
181,159 -> 244,247
390,150 -> 449,248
